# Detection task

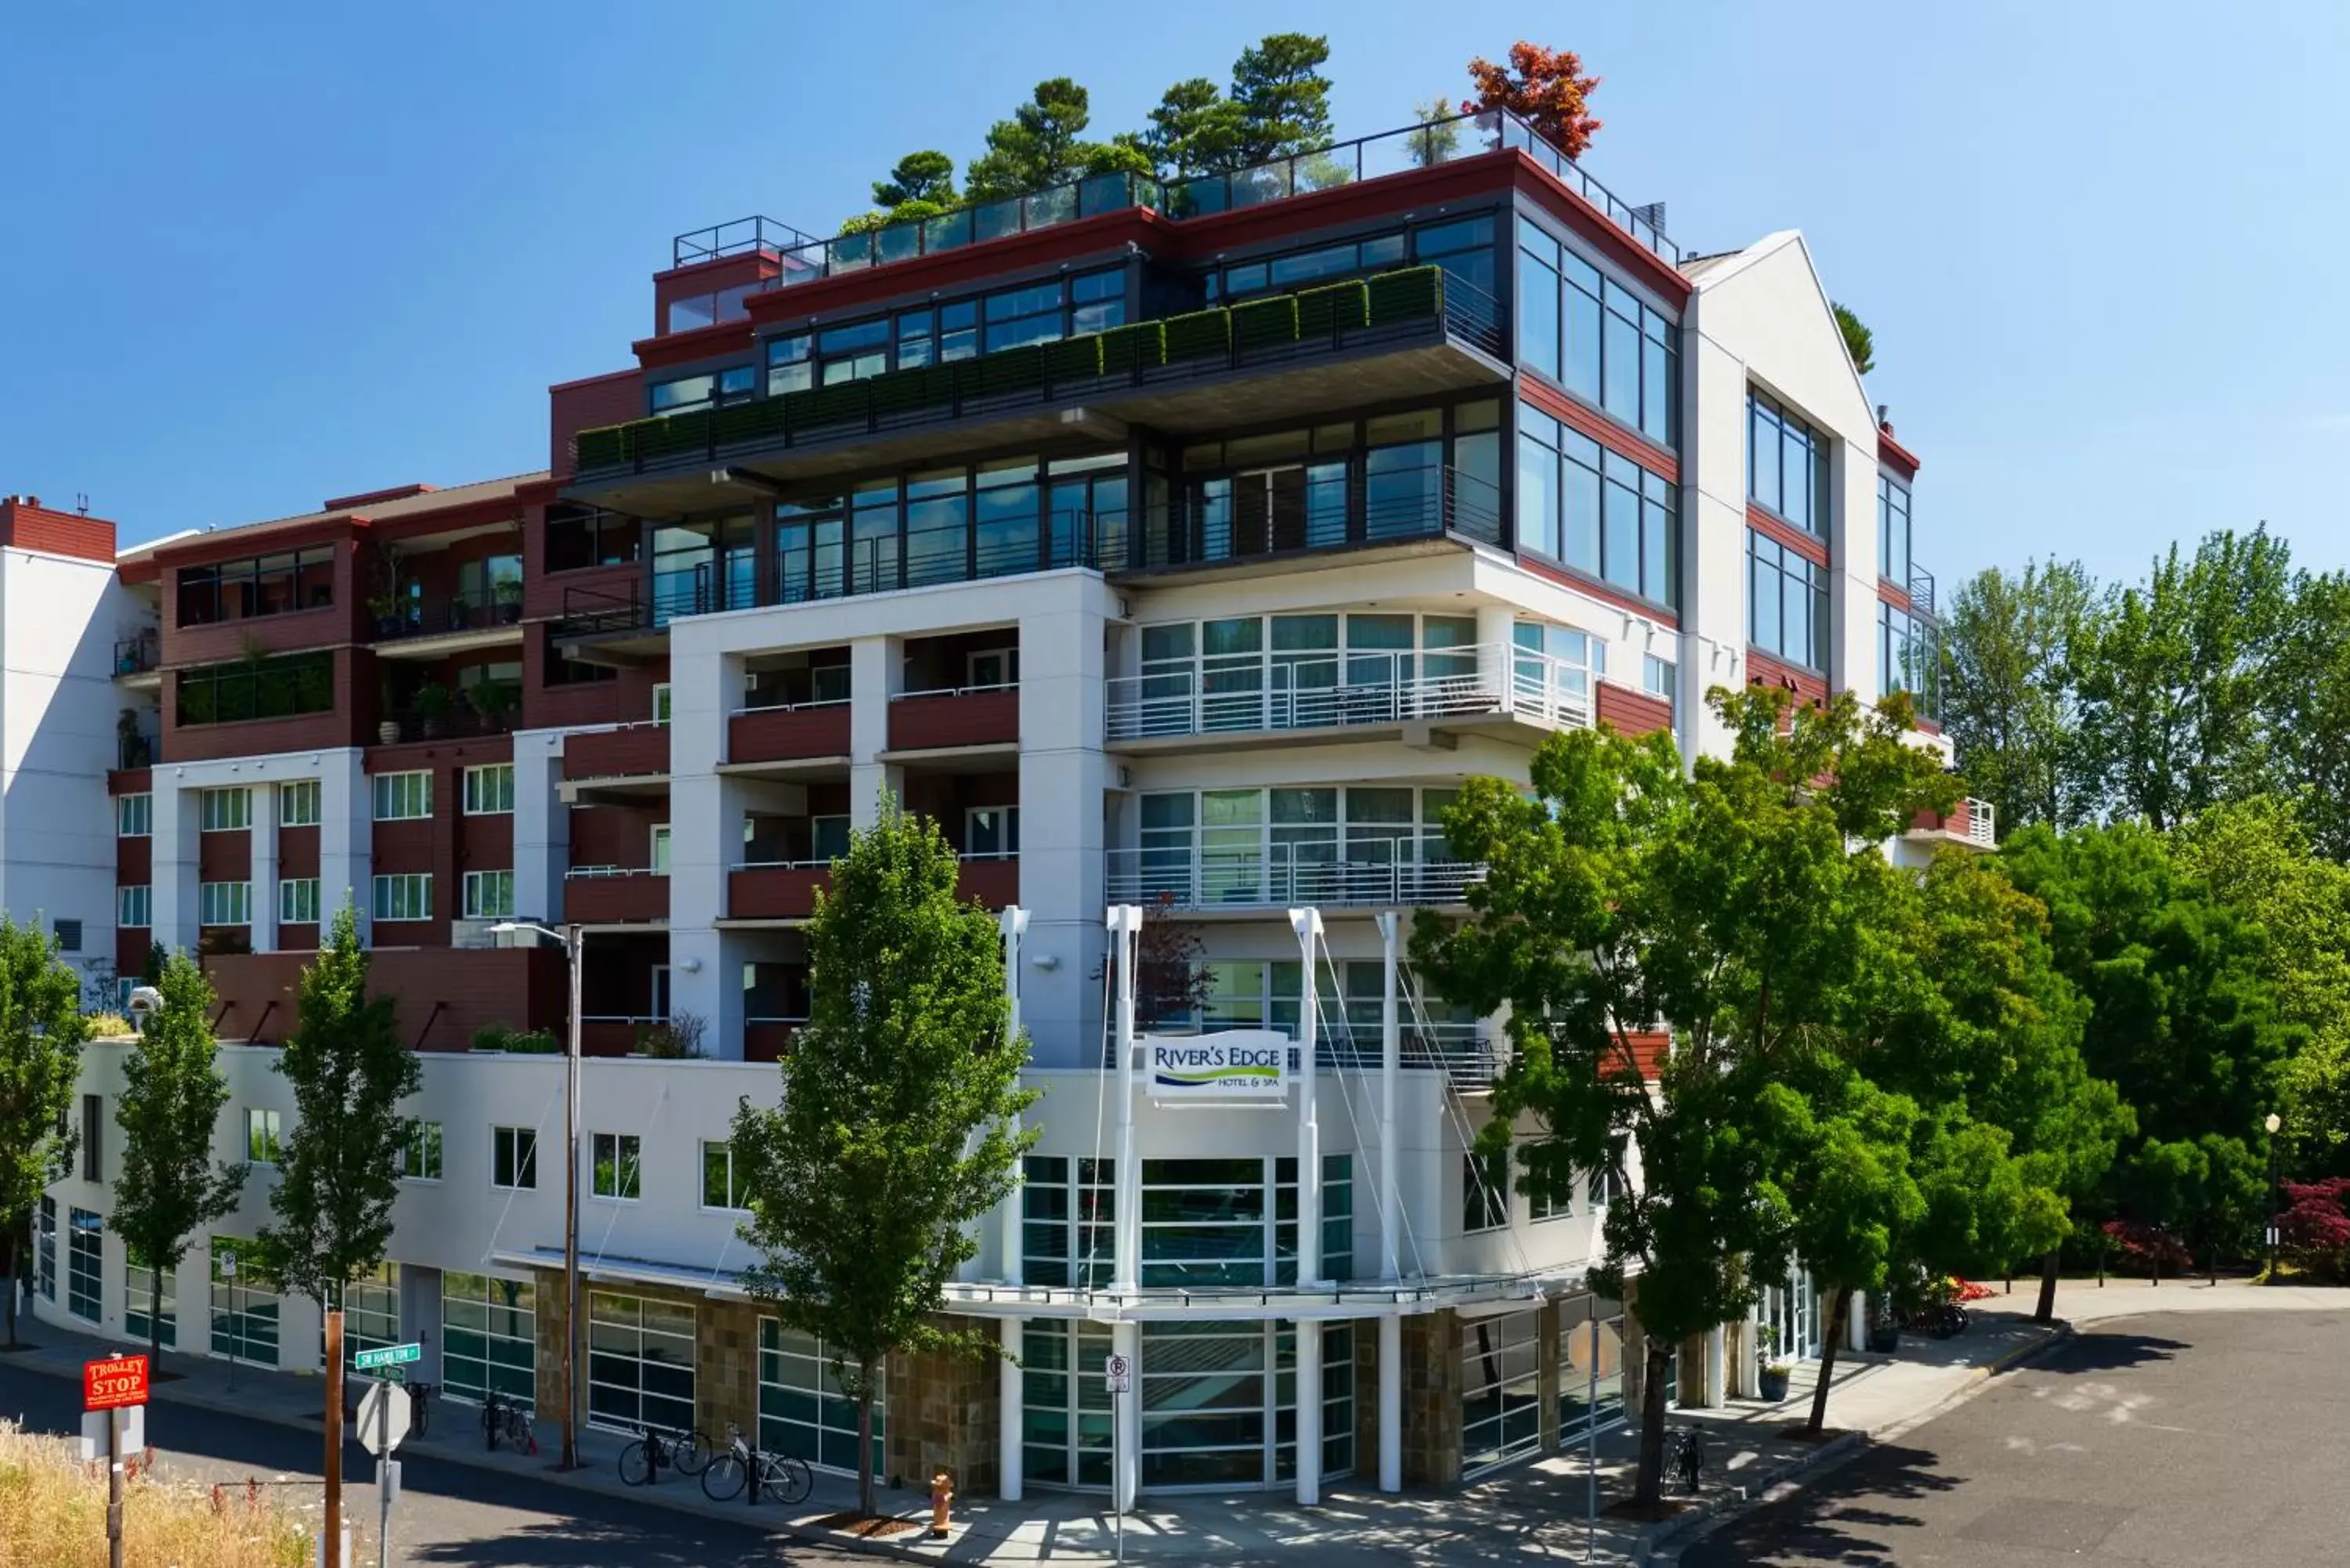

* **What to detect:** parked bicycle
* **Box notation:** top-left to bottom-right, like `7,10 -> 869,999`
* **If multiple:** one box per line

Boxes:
404,1380 -> 435,1441
700,1421 -> 813,1506
1668,1426 -> 1706,1494
1906,1299 -> 1971,1339
620,1426 -> 710,1486
482,1390 -> 538,1455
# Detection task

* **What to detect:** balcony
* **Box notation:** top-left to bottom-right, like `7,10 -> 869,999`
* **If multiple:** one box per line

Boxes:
1106,846 -> 1480,915
563,722 -> 670,782
579,1016 -> 662,1057
569,266 -> 1505,516
113,632 -> 161,689
1107,639 -> 1592,749
888,684 -> 1018,753
674,109 -> 1678,280
563,867 -> 670,925
743,1016 -> 806,1063
371,587 -> 526,657
955,853 -> 1021,909
1908,563 -> 1937,620
727,853 -> 1018,921
728,699 -> 851,768
1907,797 -> 1995,848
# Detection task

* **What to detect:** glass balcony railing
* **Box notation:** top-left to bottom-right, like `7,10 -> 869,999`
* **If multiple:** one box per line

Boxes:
1106,843 -> 1481,912
677,109 -> 1679,286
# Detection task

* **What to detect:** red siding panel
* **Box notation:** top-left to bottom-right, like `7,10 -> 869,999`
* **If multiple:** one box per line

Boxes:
0,497 -> 118,564
564,872 -> 670,925
730,705 -> 851,764
202,946 -> 566,1051
729,867 -> 828,920
564,724 -> 671,780
955,858 -> 1020,910
888,689 -> 1018,751
1595,682 -> 1673,738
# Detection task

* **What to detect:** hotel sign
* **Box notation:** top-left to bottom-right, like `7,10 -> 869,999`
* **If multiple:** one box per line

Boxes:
1144,1030 -> 1291,1098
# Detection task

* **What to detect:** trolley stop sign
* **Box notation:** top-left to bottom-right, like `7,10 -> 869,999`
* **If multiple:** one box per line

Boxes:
84,1354 -> 149,1411
352,1342 -> 422,1372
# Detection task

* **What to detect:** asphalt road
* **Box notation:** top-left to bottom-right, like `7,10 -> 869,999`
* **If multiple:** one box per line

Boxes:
1683,1309 -> 2348,1566
0,1358 -> 863,1566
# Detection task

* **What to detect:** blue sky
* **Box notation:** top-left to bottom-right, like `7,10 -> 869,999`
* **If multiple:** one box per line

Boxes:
2,2 -> 2343,589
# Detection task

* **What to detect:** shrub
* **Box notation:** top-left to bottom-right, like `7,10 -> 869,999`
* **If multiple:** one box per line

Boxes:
0,1422 -> 306,1566
2101,1219 -> 2193,1280
471,1023 -> 559,1054
82,1011 -> 134,1039
2280,1178 -> 2350,1281
636,1013 -> 707,1060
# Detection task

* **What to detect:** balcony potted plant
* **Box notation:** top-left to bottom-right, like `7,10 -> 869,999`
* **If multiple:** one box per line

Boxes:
468,677 -> 517,732
494,576 -> 525,624
367,590 -> 403,638
1864,1294 -> 1902,1354
414,680 -> 453,739
1756,1325 -> 1791,1402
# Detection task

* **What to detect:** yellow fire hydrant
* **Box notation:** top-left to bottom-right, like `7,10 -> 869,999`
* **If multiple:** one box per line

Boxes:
929,1469 -> 954,1538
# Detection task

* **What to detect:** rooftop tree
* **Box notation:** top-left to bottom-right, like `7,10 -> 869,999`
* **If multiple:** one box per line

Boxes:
1462,42 -> 1603,160
1833,303 -> 1875,375
112,951 -> 248,1366
731,796 -> 1036,1517
1413,687 -> 1955,1504
0,917 -> 88,1348
964,78 -> 1150,203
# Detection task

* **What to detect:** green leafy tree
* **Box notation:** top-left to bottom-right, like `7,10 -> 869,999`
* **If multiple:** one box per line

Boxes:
1832,303 -> 1875,375
255,903 -> 419,1311
1140,78 -> 1245,176
965,77 -> 1145,202
873,150 -> 957,210
2073,528 -> 2294,829
1408,97 -> 1463,166
2267,569 -> 2350,862
2001,823 -> 2298,1270
1414,687 -> 1955,1503
1227,33 -> 1335,164
1939,559 -> 2099,836
111,952 -> 247,1364
0,918 -> 88,1348
730,797 -> 1037,1517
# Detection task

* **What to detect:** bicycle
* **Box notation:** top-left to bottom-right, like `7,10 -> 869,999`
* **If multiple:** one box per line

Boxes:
700,1422 -> 813,1506
620,1426 -> 710,1486
403,1381 -> 434,1441
1668,1425 -> 1706,1494
482,1391 -> 539,1455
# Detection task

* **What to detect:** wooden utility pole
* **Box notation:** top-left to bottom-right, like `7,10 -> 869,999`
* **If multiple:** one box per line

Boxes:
324,1305 -> 344,1566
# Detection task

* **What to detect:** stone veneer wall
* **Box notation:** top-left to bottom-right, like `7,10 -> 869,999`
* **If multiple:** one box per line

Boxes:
1401,1308 -> 1463,1486
882,1313 -> 1000,1495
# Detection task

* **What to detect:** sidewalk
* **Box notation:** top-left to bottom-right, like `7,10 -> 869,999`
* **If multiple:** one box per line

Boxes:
7,1284 -> 2335,1567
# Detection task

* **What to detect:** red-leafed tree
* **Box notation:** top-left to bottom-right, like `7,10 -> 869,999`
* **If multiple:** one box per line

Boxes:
1462,43 -> 1603,161
2279,1177 -> 2350,1281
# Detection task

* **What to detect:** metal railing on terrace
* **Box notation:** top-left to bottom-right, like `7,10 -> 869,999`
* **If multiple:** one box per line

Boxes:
1115,465 -> 1500,572
1908,563 -> 1938,619
1107,844 -> 1480,912
574,268 -> 1497,478
1962,797 -> 1996,847
1105,640 -> 1595,743
673,109 -> 1679,281
371,587 -> 525,641
1134,1016 -> 1506,1089
113,632 -> 160,677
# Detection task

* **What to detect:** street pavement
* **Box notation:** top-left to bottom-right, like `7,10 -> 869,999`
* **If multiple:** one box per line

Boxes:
0,1354 -> 864,1567
1681,1304 -> 2350,1566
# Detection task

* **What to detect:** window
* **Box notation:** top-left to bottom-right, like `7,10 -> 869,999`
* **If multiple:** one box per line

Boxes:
967,648 -> 1017,689
116,793 -> 151,838
1204,232 -> 1406,302
701,1140 -> 746,1210
279,877 -> 320,925
277,779 -> 321,827
1748,531 -> 1830,670
401,1119 -> 443,1181
648,364 -> 756,415
1463,1150 -> 1510,1232
461,763 -> 513,815
811,815 -> 851,862
373,771 -> 432,821
208,1235 -> 279,1364
1412,214 -> 1497,300
587,1292 -> 696,1436
344,1261 -> 400,1366
372,873 -> 432,923
1748,390 -> 1830,535
1516,403 -> 1676,606
246,1108 -> 282,1165
200,881 -> 252,927
175,547 -> 335,627
593,1132 -> 642,1200
175,652 -> 334,725
117,885 -> 151,929
651,684 -> 672,726
80,1093 -> 102,1182
965,806 -> 1019,860
54,919 -> 82,953
762,1321 -> 886,1476
1878,602 -> 1941,721
1516,216 -> 1678,446
201,787 -> 251,833
1528,1147 -> 1571,1221
126,1250 -> 175,1351
67,1209 -> 103,1322
1878,473 -> 1912,587
462,869 -> 514,920
442,1271 -> 536,1410
492,1125 -> 538,1190
1461,1308 -> 1543,1476
1587,1165 -> 1622,1209
544,505 -> 640,573
35,1197 -> 55,1300
1643,654 -> 1677,714
544,624 -> 618,685
1021,1154 -> 1115,1289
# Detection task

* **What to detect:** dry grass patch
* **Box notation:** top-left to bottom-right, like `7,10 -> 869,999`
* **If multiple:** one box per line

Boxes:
0,1422 -> 307,1566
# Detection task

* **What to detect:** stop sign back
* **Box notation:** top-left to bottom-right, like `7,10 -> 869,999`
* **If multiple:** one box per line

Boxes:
85,1353 -> 149,1411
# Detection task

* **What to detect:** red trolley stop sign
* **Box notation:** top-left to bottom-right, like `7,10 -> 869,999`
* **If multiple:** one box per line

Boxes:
84,1353 -> 149,1411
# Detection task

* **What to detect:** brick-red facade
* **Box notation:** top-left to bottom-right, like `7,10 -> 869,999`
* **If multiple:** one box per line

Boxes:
0,497 -> 118,564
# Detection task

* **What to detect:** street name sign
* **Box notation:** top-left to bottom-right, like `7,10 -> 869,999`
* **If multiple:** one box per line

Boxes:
352,1342 -> 421,1372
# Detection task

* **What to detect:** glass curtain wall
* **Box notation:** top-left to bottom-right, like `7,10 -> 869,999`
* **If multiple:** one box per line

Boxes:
441,1272 -> 536,1411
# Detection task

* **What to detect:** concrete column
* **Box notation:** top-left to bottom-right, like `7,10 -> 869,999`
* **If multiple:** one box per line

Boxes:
1016,594 -> 1112,1068
1295,1318 -> 1323,1505
667,643 -> 739,1040
511,731 -> 568,924
400,1264 -> 443,1386
317,750 -> 372,938
1846,1288 -> 1866,1352
848,635 -> 902,827
999,1316 -> 1025,1501
1537,1300 -> 1561,1452
1377,1312 -> 1402,1493
1112,1319 -> 1141,1513
1473,603 -> 1515,703
150,775 -> 198,952
1703,1324 -> 1726,1409
249,779 -> 280,953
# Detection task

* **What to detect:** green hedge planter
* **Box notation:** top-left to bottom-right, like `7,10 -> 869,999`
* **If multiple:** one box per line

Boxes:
1366,265 -> 1443,326
1295,280 -> 1370,337
1100,321 -> 1166,374
1232,295 -> 1300,352
1162,308 -> 1232,362
1045,334 -> 1105,383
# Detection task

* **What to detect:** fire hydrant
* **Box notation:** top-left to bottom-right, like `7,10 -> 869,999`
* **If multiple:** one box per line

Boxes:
929,1469 -> 954,1538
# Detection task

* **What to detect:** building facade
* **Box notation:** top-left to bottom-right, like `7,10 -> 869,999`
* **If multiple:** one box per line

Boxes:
30,110 -> 1987,1499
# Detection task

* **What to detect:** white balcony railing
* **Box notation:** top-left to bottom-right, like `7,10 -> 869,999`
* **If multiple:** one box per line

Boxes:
1107,844 -> 1481,911
1124,1019 -> 1508,1089
1105,642 -> 1595,743
1963,797 -> 1996,847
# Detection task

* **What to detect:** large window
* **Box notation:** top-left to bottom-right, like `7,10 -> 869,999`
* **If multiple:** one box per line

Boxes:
200,881 -> 251,927
176,652 -> 334,726
277,779 -> 320,827
591,1132 -> 642,1201
764,269 -> 1124,398
67,1208 -> 103,1322
116,793 -> 151,838
1516,216 -> 1677,446
1021,1155 -> 1115,1288
126,1249 -> 175,1350
441,1271 -> 534,1411
373,771 -> 432,821
1125,611 -> 1479,740
1462,1150 -> 1510,1233
464,763 -> 515,815
209,1237 -> 278,1367
35,1198 -> 54,1300
544,504 -> 641,573
176,547 -> 335,627
116,885 -> 151,929
700,1140 -> 746,1211
371,873 -> 432,923
587,1292 -> 695,1436
1748,531 -> 1829,670
1204,232 -> 1407,303
1129,785 -> 1466,908
1517,405 -> 1676,607
1878,472 -> 1912,587
1748,391 -> 1830,535
1462,1309 -> 1543,1476
493,1125 -> 537,1190
648,364 -> 757,416
1020,1319 -> 1113,1488
201,787 -> 251,832
345,1261 -> 400,1366
279,877 -> 320,925
1558,1298 -> 1629,1444
1878,601 -> 1940,720
760,1321 -> 885,1476
461,869 -> 514,920
246,1107 -> 282,1164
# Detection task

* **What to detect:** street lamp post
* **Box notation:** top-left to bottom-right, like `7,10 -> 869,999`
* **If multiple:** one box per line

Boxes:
494,919 -> 585,1468
2265,1111 -> 2283,1285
